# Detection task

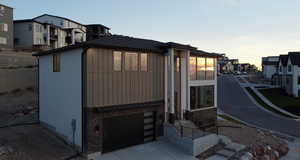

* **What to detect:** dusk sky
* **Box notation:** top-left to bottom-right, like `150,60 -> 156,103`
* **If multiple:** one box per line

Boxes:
3,0 -> 300,68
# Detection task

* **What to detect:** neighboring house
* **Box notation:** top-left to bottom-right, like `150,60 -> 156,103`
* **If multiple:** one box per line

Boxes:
217,54 -> 236,73
33,35 -> 220,155
14,19 -> 67,50
262,56 -> 279,80
275,55 -> 288,87
14,14 -> 87,50
279,52 -> 300,97
0,4 -> 13,49
86,24 -> 110,41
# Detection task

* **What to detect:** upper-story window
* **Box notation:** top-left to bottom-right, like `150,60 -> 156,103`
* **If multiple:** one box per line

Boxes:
140,53 -> 148,72
288,65 -> 292,72
176,57 -> 180,72
0,23 -> 8,32
190,56 -> 215,80
28,24 -> 32,31
53,54 -> 60,72
189,57 -> 197,80
113,51 -> 122,71
125,52 -> 138,71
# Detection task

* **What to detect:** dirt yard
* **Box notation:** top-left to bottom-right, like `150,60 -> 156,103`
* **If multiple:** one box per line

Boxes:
0,88 -> 84,160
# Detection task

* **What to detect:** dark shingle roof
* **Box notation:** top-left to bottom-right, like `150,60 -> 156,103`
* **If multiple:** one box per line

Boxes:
190,50 -> 221,58
288,52 -> 300,65
262,61 -> 278,65
33,14 -> 84,27
86,24 -> 110,30
33,35 -> 220,57
279,55 -> 288,66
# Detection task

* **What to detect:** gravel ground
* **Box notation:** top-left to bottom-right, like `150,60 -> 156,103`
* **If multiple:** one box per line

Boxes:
218,120 -> 288,148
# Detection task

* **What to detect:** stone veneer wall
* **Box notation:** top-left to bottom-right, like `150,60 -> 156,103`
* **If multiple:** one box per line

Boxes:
186,108 -> 217,133
85,103 -> 164,154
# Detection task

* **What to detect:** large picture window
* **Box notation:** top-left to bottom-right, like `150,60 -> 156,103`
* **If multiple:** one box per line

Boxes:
190,86 -> 214,110
140,53 -> 148,71
206,58 -> 215,80
189,57 -> 215,80
189,57 -> 197,80
125,52 -> 138,71
113,51 -> 122,71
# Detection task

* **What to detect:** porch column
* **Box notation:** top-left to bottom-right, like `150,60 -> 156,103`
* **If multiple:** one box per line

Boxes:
180,51 -> 188,118
164,55 -> 169,122
169,48 -> 175,114
186,51 -> 191,111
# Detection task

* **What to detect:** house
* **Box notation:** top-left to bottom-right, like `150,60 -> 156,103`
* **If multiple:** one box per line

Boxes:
275,55 -> 288,87
14,14 -> 87,50
14,19 -> 68,50
33,35 -> 220,155
0,4 -> 13,49
86,24 -> 110,41
262,56 -> 279,80
278,52 -> 300,97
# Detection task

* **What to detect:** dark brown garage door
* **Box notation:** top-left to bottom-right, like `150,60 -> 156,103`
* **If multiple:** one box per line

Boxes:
103,113 -> 145,153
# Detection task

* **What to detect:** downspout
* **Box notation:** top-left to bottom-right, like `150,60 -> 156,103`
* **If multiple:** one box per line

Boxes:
81,48 -> 88,153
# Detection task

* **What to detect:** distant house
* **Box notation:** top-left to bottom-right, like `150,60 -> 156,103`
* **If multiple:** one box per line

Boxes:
86,24 -> 110,41
33,35 -> 220,155
262,56 -> 279,80
14,14 -> 87,50
0,4 -> 13,49
276,55 -> 289,87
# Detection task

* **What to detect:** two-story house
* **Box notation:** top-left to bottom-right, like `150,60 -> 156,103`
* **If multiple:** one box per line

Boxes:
262,56 -> 279,80
14,14 -> 87,50
277,55 -> 288,88
0,4 -> 13,49
33,35 -> 220,155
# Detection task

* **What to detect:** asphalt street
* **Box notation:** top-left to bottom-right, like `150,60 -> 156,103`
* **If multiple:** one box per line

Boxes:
218,75 -> 300,138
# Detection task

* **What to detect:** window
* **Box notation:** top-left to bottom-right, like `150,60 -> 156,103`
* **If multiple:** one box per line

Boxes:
279,66 -> 282,72
298,76 -> 300,85
189,57 -> 197,80
288,65 -> 292,72
113,51 -> 122,71
190,57 -> 215,80
176,57 -> 180,72
197,57 -> 206,80
125,52 -> 138,71
53,54 -> 60,72
0,23 -> 8,32
190,86 -> 214,110
0,37 -> 7,44
206,58 -> 215,80
140,53 -> 148,71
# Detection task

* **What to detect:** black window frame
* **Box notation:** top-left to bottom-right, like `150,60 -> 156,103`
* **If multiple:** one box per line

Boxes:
190,85 -> 215,110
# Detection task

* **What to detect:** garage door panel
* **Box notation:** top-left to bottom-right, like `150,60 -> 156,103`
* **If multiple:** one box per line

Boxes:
103,113 -> 144,153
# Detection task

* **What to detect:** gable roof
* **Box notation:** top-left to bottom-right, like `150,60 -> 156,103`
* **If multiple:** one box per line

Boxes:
279,55 -> 288,66
288,52 -> 300,65
33,35 -> 221,57
33,14 -> 84,26
0,4 -> 13,9
14,19 -> 44,25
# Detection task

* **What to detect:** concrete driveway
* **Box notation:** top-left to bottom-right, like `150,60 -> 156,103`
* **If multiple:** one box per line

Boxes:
218,75 -> 300,138
95,140 -> 198,160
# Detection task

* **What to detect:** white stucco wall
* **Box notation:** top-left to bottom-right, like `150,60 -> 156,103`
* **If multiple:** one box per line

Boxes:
39,48 -> 83,148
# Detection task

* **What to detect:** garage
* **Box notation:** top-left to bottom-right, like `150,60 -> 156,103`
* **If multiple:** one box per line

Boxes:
103,112 -> 156,153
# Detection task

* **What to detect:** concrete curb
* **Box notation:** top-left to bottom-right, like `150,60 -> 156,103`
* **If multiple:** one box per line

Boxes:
252,87 -> 300,120
233,76 -> 298,121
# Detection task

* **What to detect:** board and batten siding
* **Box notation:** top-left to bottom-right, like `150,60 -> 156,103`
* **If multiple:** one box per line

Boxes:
86,48 -> 165,107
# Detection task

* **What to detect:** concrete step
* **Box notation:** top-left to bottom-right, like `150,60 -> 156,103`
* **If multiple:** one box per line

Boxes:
224,142 -> 246,152
206,155 -> 228,160
216,149 -> 236,158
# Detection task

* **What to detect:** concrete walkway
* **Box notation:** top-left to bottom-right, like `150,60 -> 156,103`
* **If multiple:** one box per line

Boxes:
95,140 -> 198,160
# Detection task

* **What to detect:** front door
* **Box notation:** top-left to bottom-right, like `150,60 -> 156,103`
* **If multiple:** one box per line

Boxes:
174,56 -> 181,120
